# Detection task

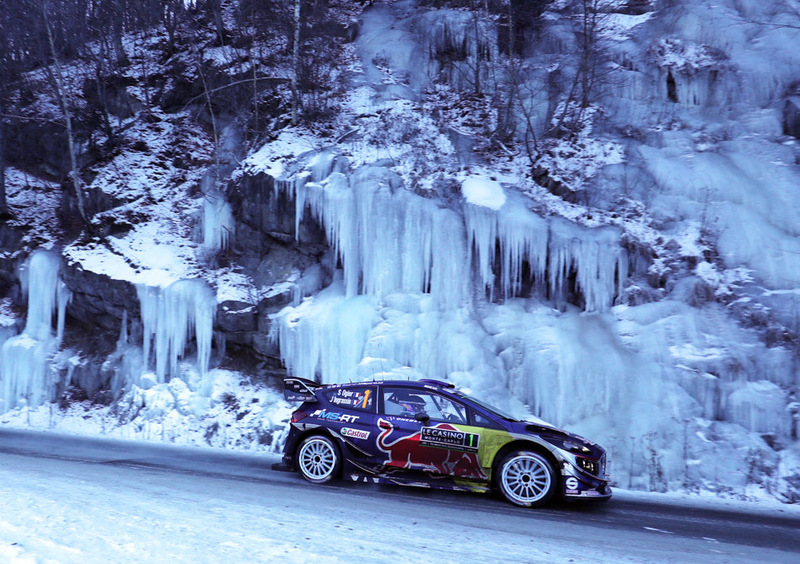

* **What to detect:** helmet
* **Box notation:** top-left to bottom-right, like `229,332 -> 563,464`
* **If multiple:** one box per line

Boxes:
387,391 -> 427,417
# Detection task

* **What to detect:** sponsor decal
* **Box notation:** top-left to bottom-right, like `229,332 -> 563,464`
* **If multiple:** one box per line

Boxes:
328,387 -> 374,410
420,426 -> 480,453
565,477 -> 579,490
565,489 -> 578,495
375,418 -> 487,480
341,427 -> 371,440
386,416 -> 417,423
311,409 -> 359,423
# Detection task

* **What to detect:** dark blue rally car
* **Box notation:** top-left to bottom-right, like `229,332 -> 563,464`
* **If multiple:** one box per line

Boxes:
281,377 -> 611,507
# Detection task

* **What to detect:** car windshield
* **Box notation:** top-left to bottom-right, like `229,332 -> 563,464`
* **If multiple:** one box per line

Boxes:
455,391 -> 518,421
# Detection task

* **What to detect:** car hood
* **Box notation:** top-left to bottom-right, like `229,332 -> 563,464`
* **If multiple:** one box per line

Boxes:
509,420 -> 606,459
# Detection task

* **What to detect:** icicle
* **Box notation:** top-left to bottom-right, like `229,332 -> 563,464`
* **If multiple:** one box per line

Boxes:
137,279 -> 216,384
464,193 -> 625,311
276,162 -> 471,306
0,335 -> 49,412
118,310 -> 129,347
203,192 -> 235,250
21,251 -> 70,340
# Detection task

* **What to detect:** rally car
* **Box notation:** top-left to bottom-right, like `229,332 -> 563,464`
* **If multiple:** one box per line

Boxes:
281,377 -> 611,507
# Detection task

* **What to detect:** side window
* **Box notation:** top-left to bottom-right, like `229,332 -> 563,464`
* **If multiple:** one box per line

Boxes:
322,386 -> 376,412
382,388 -> 467,424
471,409 -> 501,429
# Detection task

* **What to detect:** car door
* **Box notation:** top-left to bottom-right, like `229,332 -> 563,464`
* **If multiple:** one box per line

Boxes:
375,386 -> 486,480
318,385 -> 377,461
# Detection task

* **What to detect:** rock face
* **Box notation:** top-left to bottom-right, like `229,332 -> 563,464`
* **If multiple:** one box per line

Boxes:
224,170 -> 331,363
0,224 -> 23,297
228,171 -> 327,250
784,97 -> 800,139
61,258 -> 139,334
40,168 -> 332,386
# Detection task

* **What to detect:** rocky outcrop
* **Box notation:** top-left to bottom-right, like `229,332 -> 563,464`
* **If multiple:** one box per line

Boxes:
784,96 -> 800,139
223,170 -> 331,362
228,171 -> 327,252
61,257 -> 139,334
0,224 -> 23,297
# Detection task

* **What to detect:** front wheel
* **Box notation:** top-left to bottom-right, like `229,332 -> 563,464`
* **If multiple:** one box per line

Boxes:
497,451 -> 556,508
297,435 -> 341,484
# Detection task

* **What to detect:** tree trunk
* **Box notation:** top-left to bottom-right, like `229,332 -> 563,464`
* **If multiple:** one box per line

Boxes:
0,95 -> 7,218
95,58 -> 115,146
291,0 -> 301,126
43,0 -> 90,229
112,14 -> 130,67
208,0 -> 226,46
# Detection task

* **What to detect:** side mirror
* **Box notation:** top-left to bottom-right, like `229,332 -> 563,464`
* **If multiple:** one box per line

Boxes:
414,412 -> 430,424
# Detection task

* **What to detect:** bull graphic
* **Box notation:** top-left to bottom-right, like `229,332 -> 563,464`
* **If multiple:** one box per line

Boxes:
376,418 -> 487,480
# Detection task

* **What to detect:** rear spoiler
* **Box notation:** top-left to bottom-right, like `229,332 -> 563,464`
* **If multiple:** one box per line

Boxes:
284,377 -> 321,402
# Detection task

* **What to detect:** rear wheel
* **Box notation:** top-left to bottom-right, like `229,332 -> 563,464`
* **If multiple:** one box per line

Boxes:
297,435 -> 341,484
497,451 -> 556,508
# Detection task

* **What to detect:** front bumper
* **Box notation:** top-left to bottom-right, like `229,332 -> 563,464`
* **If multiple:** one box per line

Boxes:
561,462 -> 612,501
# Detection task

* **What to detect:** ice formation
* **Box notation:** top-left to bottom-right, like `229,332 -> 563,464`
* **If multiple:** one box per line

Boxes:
464,193 -> 627,310
416,9 -> 499,94
280,161 -> 470,308
0,251 -> 71,413
2,0 -> 798,503
203,191 -> 235,251
265,0 -> 800,489
270,156 -> 632,399
137,279 -> 216,384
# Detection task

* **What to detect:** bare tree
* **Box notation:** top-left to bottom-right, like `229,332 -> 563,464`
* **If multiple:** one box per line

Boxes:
550,0 -> 609,136
206,0 -> 228,46
162,0 -> 184,57
42,0 -> 90,228
0,96 -> 7,218
291,0 -> 301,125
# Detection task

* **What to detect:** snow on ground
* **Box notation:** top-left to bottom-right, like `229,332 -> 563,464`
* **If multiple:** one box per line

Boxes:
461,176 -> 506,210
3,168 -> 62,252
0,370 -> 292,454
0,441 -> 797,564
65,219 -> 204,289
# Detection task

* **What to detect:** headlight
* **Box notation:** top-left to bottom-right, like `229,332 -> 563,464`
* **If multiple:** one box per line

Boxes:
576,456 -> 598,475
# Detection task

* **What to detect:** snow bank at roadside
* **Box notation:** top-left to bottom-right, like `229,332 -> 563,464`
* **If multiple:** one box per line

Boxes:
0,370 -> 292,455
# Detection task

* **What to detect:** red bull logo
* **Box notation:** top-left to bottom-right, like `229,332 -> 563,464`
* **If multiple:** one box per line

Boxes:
376,418 -> 487,480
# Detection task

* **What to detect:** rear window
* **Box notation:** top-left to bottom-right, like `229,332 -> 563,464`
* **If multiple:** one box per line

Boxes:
321,386 -> 376,412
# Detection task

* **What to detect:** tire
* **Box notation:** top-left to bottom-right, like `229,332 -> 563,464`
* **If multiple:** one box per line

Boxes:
296,435 -> 341,484
496,451 -> 557,508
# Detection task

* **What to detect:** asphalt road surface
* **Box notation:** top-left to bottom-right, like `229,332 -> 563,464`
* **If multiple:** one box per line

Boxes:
1,429 -> 798,563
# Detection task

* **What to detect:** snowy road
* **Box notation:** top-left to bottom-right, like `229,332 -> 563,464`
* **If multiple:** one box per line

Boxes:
1,430 -> 798,563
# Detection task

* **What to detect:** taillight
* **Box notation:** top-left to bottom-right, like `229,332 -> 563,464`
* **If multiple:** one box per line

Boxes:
291,410 -> 307,423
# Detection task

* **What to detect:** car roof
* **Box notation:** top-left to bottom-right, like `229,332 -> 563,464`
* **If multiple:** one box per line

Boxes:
322,379 -> 455,391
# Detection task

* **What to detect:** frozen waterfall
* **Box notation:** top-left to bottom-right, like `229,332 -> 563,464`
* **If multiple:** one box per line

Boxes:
270,157 -> 630,390
0,251 -> 71,413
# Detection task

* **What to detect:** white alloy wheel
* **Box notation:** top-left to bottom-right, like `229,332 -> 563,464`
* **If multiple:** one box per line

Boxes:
297,435 -> 340,484
498,451 -> 556,507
